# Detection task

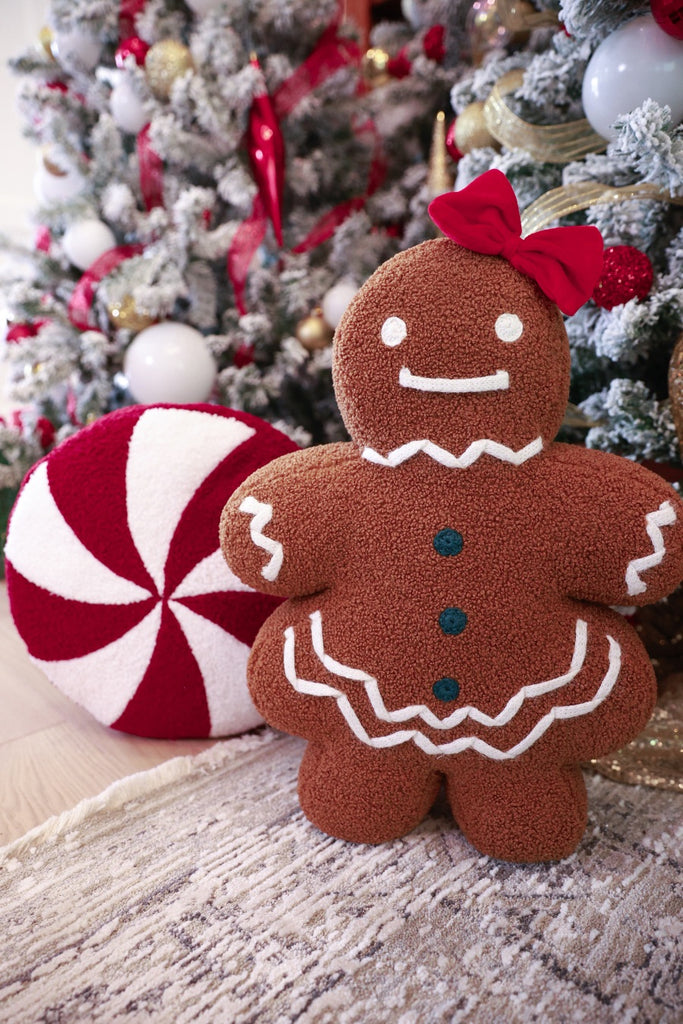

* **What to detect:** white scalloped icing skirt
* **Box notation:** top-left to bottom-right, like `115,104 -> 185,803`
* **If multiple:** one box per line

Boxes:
282,611 -> 622,761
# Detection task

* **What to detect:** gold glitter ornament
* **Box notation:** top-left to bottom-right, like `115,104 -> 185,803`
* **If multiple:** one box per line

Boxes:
466,0 -> 510,65
145,39 -> 194,100
454,101 -> 500,154
362,47 -> 390,89
295,308 -> 334,351
108,295 -> 155,332
505,1 -> 558,46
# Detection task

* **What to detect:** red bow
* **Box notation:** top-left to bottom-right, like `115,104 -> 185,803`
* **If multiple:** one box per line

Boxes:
428,170 -> 603,316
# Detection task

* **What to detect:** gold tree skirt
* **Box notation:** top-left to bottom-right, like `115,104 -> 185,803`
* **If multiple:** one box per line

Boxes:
590,676 -> 682,792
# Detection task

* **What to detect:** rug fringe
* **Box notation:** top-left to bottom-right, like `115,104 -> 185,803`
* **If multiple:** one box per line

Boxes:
0,727 -> 280,863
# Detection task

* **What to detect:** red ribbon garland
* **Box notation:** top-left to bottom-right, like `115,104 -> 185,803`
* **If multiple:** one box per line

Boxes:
291,117 -> 386,254
68,244 -> 144,330
272,23 -> 361,119
228,24 -> 383,314
119,0 -> 147,41
227,195 -> 269,316
137,124 -> 165,212
248,57 -> 286,247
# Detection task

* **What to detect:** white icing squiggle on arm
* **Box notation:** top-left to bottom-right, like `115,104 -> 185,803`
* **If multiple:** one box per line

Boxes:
239,496 -> 283,582
625,500 -> 676,596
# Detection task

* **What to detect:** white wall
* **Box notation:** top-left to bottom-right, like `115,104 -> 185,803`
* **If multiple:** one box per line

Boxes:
0,0 -> 49,414
0,0 -> 49,240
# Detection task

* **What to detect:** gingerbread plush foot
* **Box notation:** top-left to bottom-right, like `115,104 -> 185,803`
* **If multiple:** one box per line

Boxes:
298,742 -> 441,845
446,760 -> 588,863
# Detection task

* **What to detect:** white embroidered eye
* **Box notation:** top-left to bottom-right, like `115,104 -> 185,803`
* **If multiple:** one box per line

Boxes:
495,313 -> 523,342
381,316 -> 407,347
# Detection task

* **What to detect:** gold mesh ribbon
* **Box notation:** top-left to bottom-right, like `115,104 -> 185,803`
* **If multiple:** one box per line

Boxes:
483,69 -> 606,164
520,181 -> 683,236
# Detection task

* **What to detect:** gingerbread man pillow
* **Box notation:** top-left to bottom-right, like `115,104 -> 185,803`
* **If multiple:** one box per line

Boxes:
220,170 -> 683,862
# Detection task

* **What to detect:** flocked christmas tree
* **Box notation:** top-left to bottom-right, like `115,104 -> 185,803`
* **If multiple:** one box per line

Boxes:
446,0 -> 683,470
444,0 -> 683,680
0,0 -> 464,533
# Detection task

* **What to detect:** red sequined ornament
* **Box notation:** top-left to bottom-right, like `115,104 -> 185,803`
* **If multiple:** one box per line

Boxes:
592,245 -> 654,311
650,0 -> 683,39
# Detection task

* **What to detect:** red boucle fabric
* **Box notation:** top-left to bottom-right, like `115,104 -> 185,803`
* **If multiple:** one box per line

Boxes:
6,404 -> 297,738
221,200 -> 683,862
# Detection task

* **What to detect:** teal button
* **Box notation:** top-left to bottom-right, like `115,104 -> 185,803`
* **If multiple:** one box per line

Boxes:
439,607 -> 467,636
433,677 -> 460,702
433,529 -> 463,556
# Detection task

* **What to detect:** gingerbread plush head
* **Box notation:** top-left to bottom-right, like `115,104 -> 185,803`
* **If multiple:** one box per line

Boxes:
333,170 -> 602,462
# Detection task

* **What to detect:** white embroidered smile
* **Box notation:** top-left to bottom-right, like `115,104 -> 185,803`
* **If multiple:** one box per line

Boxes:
399,367 -> 510,393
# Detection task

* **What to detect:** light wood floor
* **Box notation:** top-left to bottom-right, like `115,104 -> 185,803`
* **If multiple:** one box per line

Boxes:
0,582 -> 215,846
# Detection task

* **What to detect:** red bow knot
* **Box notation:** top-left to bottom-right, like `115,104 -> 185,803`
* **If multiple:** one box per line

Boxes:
499,233 -> 522,264
428,170 -> 603,316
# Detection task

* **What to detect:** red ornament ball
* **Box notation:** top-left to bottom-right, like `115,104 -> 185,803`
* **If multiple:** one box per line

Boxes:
387,51 -> 412,78
650,0 -> 683,39
445,118 -> 463,161
592,245 -> 654,310
115,35 -> 150,68
423,24 -> 446,62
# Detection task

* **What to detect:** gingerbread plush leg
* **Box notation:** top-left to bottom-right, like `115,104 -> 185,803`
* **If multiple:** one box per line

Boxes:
298,741 -> 441,845
445,758 -> 588,863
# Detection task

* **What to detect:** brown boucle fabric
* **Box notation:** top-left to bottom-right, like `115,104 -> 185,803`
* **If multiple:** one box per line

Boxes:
220,238 -> 683,863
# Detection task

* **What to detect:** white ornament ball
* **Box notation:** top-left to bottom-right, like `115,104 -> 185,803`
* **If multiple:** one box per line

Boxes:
185,0 -> 224,13
124,322 -> 217,404
401,0 -> 431,29
62,219 -> 116,271
110,76 -> 149,134
321,280 -> 359,330
52,26 -> 101,70
582,14 -> 683,141
33,161 -> 85,205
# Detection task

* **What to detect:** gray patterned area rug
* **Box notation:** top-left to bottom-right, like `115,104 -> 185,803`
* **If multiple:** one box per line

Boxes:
1,730 -> 681,1024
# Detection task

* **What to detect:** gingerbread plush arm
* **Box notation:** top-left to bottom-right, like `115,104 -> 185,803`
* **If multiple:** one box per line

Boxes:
220,442 -> 354,598
552,445 -> 683,607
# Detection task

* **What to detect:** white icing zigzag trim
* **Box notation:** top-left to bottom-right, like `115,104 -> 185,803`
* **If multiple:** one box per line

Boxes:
239,496 -> 283,582
625,500 -> 677,597
283,616 -> 621,760
362,436 -> 543,469
309,611 -> 588,730
399,367 -> 510,393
